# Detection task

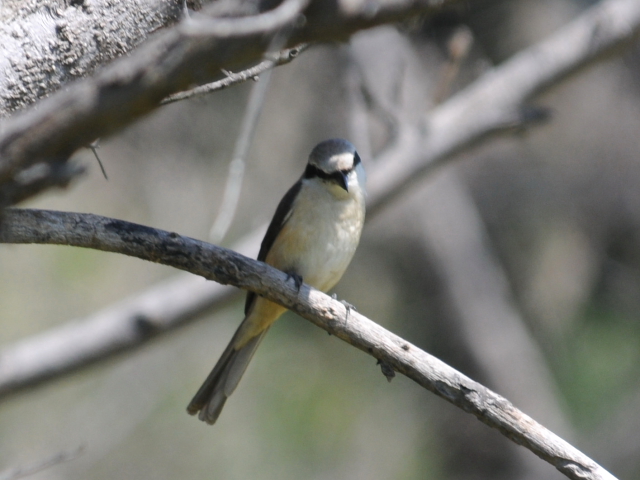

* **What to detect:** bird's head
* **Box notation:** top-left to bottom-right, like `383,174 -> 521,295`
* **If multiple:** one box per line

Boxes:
304,138 -> 365,194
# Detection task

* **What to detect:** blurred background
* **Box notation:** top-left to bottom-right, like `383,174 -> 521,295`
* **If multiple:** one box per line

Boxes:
2,0 -> 640,478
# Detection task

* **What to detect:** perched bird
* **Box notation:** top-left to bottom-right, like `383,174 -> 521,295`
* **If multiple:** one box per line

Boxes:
187,138 -> 367,424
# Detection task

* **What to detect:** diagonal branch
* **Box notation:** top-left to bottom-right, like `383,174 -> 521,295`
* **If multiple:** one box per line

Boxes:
0,208 -> 616,480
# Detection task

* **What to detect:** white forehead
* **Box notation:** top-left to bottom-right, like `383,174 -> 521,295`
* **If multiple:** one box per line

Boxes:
308,138 -> 357,172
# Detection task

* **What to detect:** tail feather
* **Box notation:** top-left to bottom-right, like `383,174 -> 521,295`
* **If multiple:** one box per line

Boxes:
187,328 -> 268,425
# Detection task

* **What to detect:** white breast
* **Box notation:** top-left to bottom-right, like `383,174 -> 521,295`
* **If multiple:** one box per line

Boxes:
266,173 -> 366,293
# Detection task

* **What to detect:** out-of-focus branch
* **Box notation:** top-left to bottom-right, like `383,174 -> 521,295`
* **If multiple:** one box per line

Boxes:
0,446 -> 83,480
209,30 -> 291,243
0,273 -> 237,398
366,0 -> 640,214
0,208 -> 617,480
0,0 -> 451,206
344,48 -> 374,160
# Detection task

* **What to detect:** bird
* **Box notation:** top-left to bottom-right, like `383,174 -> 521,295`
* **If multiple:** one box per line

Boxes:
187,138 -> 367,424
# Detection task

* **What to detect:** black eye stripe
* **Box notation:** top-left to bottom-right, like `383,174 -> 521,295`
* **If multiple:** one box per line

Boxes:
304,150 -> 359,181
304,164 -> 351,182
304,164 -> 323,179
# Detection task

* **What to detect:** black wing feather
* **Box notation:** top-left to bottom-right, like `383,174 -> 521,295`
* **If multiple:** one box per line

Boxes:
244,179 -> 303,314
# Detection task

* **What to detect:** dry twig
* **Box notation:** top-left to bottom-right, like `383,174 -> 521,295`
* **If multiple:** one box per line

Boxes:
160,44 -> 309,105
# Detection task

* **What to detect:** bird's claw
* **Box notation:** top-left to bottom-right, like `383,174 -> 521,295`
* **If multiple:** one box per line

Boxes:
377,359 -> 395,382
331,294 -> 356,320
340,299 -> 356,312
286,272 -> 303,292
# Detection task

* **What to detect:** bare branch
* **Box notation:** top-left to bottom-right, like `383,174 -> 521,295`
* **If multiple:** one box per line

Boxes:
0,208 -> 616,480
179,0 -> 308,36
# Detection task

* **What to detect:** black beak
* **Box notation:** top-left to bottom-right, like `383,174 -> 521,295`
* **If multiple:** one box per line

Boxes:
337,171 -> 349,192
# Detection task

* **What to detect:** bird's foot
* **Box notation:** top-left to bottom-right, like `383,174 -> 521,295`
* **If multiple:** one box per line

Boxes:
377,359 -> 395,382
331,294 -> 356,320
286,272 -> 303,292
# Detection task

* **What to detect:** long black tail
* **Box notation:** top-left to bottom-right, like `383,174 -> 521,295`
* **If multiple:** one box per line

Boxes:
187,326 -> 268,424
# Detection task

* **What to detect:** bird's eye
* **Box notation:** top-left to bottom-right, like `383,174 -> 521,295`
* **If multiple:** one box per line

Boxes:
353,152 -> 361,166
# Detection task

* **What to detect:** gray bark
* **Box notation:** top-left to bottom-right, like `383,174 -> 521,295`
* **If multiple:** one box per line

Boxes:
0,0 -> 194,116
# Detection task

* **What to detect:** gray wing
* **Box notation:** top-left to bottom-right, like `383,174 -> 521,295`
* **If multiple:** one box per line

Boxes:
244,179 -> 302,314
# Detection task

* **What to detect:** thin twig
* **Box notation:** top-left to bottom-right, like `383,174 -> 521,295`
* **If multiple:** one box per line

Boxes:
160,44 -> 309,105
344,47 -> 373,160
0,208 -> 617,480
89,140 -> 108,180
